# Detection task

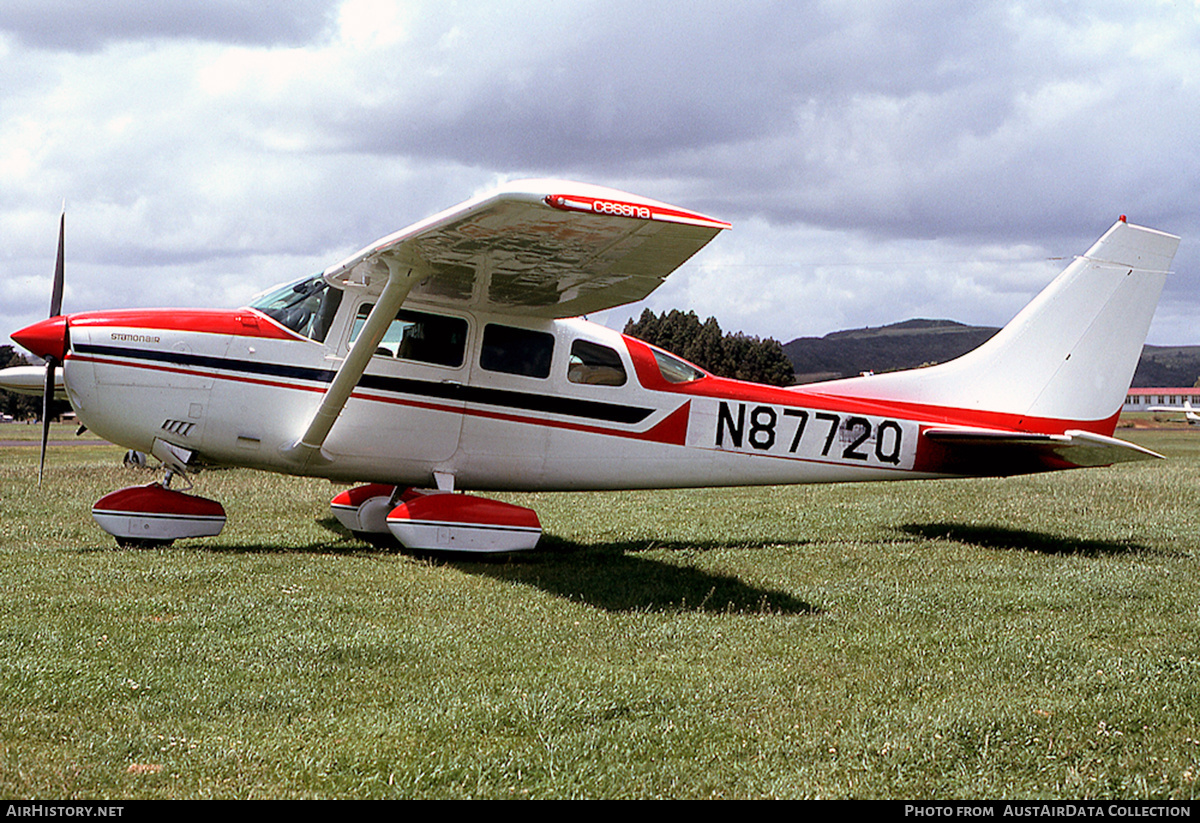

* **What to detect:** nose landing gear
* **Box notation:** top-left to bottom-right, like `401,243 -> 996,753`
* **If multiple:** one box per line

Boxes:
91,470 -> 226,548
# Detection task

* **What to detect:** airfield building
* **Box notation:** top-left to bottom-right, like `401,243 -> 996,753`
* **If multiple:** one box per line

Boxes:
1122,388 -> 1200,412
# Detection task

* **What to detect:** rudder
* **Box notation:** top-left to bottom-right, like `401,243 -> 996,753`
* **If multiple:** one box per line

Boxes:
806,219 -> 1180,431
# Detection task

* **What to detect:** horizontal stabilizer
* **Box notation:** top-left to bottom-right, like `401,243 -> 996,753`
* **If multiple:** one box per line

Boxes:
923,427 -> 1162,474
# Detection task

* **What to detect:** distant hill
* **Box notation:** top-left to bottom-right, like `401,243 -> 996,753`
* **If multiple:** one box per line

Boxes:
783,319 -> 1200,388
1132,345 -> 1200,387
783,320 -> 999,383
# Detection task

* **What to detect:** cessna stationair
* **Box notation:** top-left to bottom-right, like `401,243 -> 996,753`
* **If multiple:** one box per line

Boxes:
6,180 -> 1180,551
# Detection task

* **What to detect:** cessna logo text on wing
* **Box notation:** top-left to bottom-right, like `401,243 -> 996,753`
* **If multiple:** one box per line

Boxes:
592,199 -> 652,220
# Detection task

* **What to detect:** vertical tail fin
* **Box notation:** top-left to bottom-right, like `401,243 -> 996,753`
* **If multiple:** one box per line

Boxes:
810,219 -> 1180,430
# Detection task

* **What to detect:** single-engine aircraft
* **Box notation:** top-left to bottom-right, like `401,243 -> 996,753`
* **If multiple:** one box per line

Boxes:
8,180 -> 1180,551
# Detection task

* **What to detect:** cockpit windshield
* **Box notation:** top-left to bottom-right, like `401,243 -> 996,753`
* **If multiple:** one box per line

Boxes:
250,275 -> 343,343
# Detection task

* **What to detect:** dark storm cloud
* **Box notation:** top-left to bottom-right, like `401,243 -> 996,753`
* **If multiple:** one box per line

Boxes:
308,4 -> 1026,222
0,0 -> 339,50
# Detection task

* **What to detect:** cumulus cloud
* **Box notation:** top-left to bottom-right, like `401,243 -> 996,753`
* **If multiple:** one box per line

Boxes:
0,0 -> 339,50
2,0 -> 1197,348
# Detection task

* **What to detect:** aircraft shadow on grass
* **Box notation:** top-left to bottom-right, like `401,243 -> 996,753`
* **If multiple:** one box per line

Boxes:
453,536 -> 820,615
159,516 -> 1154,611
190,517 -> 816,614
896,522 -> 1152,557
266,516 -> 818,615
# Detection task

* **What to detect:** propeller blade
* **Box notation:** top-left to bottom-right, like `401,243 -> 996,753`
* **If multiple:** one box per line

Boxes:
38,209 -> 66,485
38,357 -> 57,486
49,211 -> 65,317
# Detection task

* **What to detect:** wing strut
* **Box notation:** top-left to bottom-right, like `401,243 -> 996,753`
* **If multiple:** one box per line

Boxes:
282,259 -> 423,469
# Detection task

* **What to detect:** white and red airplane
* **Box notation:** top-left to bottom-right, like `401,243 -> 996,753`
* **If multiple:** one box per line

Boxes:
7,180 -> 1180,551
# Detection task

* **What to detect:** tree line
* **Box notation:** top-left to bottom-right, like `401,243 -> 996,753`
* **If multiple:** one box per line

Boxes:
623,309 -> 794,386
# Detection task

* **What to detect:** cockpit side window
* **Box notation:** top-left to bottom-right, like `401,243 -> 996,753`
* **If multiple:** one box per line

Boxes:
250,275 -> 343,343
350,305 -> 468,368
652,348 -> 705,384
568,340 -> 627,386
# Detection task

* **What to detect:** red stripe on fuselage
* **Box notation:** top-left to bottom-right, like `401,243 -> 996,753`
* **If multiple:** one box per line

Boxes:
70,353 -> 330,395
67,308 -> 303,341
349,389 -> 691,445
621,336 -> 1119,438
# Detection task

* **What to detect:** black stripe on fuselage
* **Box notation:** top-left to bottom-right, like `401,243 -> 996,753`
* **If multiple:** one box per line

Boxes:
75,342 -> 654,425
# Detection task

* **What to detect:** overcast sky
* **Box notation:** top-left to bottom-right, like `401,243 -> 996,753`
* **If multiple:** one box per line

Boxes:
3,1 -> 1198,349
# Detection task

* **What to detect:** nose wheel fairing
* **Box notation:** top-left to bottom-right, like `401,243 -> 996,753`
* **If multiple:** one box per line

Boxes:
91,482 -> 226,547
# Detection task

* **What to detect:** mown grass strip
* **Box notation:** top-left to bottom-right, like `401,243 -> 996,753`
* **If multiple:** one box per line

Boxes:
1,430 -> 1197,798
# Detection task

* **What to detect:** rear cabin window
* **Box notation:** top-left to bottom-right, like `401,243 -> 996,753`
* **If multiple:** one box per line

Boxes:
350,305 -> 468,368
568,340 -> 627,386
480,324 -> 554,378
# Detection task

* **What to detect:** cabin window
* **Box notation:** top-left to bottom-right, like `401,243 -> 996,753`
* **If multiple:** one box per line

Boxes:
480,324 -> 554,378
251,275 -> 343,343
350,305 -> 467,368
568,340 -> 626,386
652,347 -> 705,384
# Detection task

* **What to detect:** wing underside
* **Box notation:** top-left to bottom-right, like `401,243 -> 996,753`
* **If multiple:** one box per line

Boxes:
323,180 -> 730,318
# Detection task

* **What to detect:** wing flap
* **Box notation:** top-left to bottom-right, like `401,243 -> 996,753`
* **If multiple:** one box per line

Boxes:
323,180 -> 729,317
923,427 -> 1162,473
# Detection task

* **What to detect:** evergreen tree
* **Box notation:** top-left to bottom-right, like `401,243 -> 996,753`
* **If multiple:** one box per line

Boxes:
623,311 -> 795,386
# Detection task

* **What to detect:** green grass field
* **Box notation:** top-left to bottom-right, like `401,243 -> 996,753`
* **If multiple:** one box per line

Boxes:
1,429 -> 1198,799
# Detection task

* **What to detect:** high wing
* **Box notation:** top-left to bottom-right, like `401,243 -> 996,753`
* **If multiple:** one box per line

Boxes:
286,180 -> 729,467
922,427 -> 1162,474
321,179 -> 730,317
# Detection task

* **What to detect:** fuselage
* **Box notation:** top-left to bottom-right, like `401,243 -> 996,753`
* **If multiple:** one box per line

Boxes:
52,284 -> 1118,492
